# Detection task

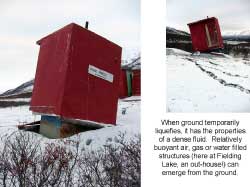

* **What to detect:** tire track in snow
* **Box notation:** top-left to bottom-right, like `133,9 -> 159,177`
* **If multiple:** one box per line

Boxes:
207,61 -> 221,67
197,64 -> 248,78
185,57 -> 250,94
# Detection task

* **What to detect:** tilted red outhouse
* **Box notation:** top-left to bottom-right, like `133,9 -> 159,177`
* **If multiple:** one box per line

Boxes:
188,17 -> 224,52
30,23 -> 122,125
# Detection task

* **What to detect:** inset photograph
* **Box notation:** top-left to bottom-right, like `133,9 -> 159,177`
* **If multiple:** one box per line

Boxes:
166,0 -> 250,112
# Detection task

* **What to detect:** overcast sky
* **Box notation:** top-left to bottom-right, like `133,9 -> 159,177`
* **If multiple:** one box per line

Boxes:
166,0 -> 250,33
0,0 -> 140,92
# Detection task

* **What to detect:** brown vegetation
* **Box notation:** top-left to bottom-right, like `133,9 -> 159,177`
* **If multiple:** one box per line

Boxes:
0,132 -> 141,187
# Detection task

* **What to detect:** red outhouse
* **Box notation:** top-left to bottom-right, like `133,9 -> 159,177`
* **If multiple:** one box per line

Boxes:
30,23 -> 122,125
132,69 -> 141,96
188,17 -> 224,52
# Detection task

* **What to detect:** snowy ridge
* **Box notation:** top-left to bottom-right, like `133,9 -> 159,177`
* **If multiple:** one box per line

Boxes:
122,56 -> 141,70
0,79 -> 34,97
223,29 -> 250,41
166,26 -> 190,36
223,30 -> 250,37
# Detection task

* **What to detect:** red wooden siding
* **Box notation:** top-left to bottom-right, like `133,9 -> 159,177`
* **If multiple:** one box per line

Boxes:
132,70 -> 141,96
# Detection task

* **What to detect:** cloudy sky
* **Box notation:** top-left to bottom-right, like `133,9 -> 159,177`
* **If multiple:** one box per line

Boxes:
0,0 -> 140,92
166,0 -> 250,33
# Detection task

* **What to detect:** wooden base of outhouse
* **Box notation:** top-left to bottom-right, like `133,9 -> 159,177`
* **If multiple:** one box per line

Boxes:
40,115 -> 103,139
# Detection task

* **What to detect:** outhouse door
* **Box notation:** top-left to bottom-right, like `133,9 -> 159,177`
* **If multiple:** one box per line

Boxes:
205,23 -> 219,48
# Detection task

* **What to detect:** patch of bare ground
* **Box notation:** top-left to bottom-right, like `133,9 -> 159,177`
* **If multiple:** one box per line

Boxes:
0,92 -> 32,99
0,101 -> 30,108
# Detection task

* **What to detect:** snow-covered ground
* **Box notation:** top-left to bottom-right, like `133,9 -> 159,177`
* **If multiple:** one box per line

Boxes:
0,97 -> 140,149
224,40 -> 248,45
0,98 -> 31,102
167,48 -> 250,112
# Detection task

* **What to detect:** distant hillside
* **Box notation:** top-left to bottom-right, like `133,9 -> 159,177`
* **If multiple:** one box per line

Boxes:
166,27 -> 190,36
122,56 -> 141,70
166,27 -> 191,42
223,30 -> 250,42
0,80 -> 34,98
166,27 -> 192,52
223,36 -> 250,42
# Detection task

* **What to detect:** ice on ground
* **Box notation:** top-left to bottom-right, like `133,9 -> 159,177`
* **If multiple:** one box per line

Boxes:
167,48 -> 250,112
0,97 -> 140,149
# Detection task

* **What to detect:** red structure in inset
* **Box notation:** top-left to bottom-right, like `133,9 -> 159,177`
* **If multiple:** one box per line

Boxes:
30,23 -> 122,125
188,17 -> 224,52
132,70 -> 141,96
119,69 -> 129,98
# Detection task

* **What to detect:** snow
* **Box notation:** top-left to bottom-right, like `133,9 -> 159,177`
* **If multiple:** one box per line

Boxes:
79,99 -> 140,149
224,41 -> 248,45
121,96 -> 141,101
0,97 -> 140,149
0,106 -> 37,138
166,48 -> 191,56
0,98 -> 31,102
122,56 -> 141,70
22,85 -> 33,92
167,48 -> 250,112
